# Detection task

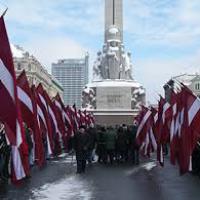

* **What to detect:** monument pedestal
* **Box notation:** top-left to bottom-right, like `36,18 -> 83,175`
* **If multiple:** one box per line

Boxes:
82,80 -> 145,125
93,109 -> 139,126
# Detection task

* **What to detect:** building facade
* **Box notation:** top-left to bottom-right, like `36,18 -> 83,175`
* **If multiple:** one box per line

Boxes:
52,54 -> 89,108
164,73 -> 200,101
12,44 -> 64,98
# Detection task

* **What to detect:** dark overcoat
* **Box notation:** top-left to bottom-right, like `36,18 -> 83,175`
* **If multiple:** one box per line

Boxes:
73,131 -> 88,160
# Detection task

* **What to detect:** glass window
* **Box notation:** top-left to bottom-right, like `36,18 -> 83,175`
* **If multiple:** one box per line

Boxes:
28,64 -> 31,71
195,83 -> 200,90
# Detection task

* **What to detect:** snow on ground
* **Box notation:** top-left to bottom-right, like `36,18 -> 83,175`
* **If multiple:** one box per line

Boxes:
51,155 -> 76,166
30,175 -> 94,200
142,162 -> 157,171
57,153 -> 68,158
125,161 -> 157,175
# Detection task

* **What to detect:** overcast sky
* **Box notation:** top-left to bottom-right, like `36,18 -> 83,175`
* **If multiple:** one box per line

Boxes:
1,0 -> 200,103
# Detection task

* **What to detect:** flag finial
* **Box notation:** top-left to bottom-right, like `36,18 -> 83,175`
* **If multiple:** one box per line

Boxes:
1,8 -> 8,17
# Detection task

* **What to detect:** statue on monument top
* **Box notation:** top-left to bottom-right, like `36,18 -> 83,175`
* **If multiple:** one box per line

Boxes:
93,0 -> 133,81
82,0 -> 146,111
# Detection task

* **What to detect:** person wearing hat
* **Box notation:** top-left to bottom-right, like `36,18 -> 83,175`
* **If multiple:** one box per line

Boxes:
73,125 -> 89,173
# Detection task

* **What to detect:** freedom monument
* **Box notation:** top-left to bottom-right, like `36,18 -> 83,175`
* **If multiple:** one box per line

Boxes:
82,0 -> 146,125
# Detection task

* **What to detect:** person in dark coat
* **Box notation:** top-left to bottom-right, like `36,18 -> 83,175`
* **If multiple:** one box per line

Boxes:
192,141 -> 200,176
131,122 -> 139,165
24,124 -> 34,166
116,126 -> 128,163
73,126 -> 89,173
0,123 -> 11,182
96,126 -> 107,164
86,127 -> 97,163
122,124 -> 129,161
105,126 -> 116,164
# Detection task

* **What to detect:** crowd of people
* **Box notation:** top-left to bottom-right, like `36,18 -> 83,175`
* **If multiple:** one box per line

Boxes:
71,124 -> 200,176
0,121 -> 140,182
71,124 -> 140,174
1,121 -> 200,184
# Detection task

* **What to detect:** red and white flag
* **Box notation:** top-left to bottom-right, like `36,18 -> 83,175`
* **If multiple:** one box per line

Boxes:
65,105 -> 77,134
151,106 -> 158,138
79,110 -> 86,126
187,88 -> 200,149
69,104 -> 79,131
36,84 -> 54,155
53,93 -> 70,149
156,96 -> 167,166
169,90 -> 179,165
179,86 -> 200,174
31,85 -> 46,166
17,70 -> 34,131
43,89 -> 62,155
135,106 -> 157,157
136,107 -> 152,151
0,16 -> 29,182
88,112 -> 95,127
54,94 -> 73,136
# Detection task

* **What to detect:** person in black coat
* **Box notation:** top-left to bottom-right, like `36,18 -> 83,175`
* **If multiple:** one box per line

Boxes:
130,122 -> 139,165
0,123 -> 11,182
96,126 -> 107,164
86,127 -> 97,163
116,126 -> 128,163
192,141 -> 200,176
73,126 -> 89,173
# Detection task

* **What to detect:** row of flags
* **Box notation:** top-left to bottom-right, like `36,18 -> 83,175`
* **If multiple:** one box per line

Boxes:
0,15 -> 94,183
136,82 -> 200,174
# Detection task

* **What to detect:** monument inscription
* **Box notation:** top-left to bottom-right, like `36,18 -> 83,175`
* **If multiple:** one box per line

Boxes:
96,87 -> 131,109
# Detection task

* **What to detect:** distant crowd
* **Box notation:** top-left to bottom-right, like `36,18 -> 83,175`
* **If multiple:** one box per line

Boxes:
71,124 -> 200,176
71,124 -> 140,174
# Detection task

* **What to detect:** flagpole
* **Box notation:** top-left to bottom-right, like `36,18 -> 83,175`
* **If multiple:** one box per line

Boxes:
1,7 -> 8,17
0,2 -> 8,17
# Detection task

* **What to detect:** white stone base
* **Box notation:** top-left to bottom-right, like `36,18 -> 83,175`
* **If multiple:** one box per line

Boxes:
82,80 -> 145,125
